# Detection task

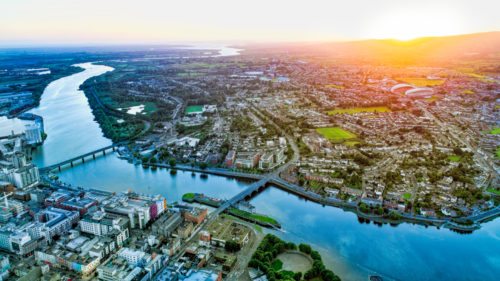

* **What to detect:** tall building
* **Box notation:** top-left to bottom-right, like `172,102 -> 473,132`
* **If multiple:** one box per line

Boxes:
24,123 -> 43,145
8,164 -> 39,189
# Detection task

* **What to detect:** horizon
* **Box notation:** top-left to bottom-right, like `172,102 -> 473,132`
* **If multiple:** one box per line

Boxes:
0,30 -> 498,50
1,0 -> 499,46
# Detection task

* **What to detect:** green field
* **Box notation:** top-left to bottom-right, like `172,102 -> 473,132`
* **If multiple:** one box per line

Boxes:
177,72 -> 202,77
182,193 -> 195,202
448,155 -> 461,162
397,77 -> 444,87
316,127 -> 357,142
487,188 -> 500,196
185,105 -> 204,114
403,193 -> 412,200
327,106 -> 391,115
228,208 -> 279,226
497,147 -> 500,159
489,128 -> 500,135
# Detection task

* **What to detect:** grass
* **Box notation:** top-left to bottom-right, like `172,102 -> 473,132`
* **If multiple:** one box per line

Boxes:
489,128 -> 500,135
344,140 -> 360,147
424,96 -> 439,102
487,188 -> 500,196
177,72 -> 202,77
448,155 -> 461,162
177,62 -> 228,69
462,89 -> 475,95
497,147 -> 500,159
185,105 -> 204,114
324,84 -> 344,89
403,193 -> 412,200
327,106 -> 391,115
228,208 -> 279,226
465,72 -> 494,83
182,193 -> 195,202
397,77 -> 444,87
316,127 -> 357,142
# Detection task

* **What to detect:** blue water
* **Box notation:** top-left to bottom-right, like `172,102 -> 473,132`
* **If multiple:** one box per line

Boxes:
251,187 -> 500,281
29,63 -> 113,167
56,154 -> 250,202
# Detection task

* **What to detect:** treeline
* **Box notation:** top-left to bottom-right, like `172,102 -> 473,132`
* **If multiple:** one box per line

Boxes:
248,234 -> 341,281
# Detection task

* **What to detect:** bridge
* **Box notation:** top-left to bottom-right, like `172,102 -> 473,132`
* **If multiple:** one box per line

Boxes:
39,144 -> 118,173
210,175 -> 275,219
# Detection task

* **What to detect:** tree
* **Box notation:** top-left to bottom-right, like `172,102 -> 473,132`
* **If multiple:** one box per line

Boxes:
169,158 -> 176,167
199,162 -> 208,170
299,243 -> 312,255
225,240 -> 241,253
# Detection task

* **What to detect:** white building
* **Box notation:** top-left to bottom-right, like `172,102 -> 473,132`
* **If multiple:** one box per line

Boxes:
24,123 -> 43,145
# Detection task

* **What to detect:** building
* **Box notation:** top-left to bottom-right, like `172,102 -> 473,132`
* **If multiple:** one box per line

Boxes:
7,164 -> 39,190
258,152 -> 274,170
58,197 -> 97,216
0,230 -> 37,255
224,150 -> 236,167
104,194 -> 166,229
182,207 -> 207,225
117,248 -> 146,266
79,211 -> 130,246
35,249 -> 101,276
405,87 -> 434,98
151,211 -> 182,238
97,249 -> 165,281
24,123 -> 43,145
97,256 -> 142,281
29,207 -> 79,243
234,152 -> 260,169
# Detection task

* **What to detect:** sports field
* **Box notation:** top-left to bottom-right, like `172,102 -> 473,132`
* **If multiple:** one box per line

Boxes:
324,84 -> 344,89
397,77 -> 444,87
327,106 -> 391,115
316,127 -> 356,142
489,128 -> 500,135
185,105 -> 204,114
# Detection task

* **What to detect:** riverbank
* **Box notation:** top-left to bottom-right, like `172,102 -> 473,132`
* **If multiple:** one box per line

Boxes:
181,192 -> 281,229
140,162 -> 500,232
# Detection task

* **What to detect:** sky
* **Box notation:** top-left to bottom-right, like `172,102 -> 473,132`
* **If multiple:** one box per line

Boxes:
0,0 -> 499,46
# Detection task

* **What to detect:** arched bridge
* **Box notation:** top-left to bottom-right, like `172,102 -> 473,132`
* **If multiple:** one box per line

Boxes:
39,144 -> 118,173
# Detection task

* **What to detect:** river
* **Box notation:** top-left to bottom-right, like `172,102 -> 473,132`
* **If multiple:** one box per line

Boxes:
28,62 -> 114,167
3,61 -> 499,281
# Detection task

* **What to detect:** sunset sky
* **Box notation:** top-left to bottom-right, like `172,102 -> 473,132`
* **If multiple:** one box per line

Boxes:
1,0 -> 499,46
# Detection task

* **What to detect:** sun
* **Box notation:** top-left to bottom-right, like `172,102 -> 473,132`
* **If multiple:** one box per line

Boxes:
365,8 -> 463,41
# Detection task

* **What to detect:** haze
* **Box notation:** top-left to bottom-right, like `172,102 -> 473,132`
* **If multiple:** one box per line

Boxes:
1,0 -> 499,46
